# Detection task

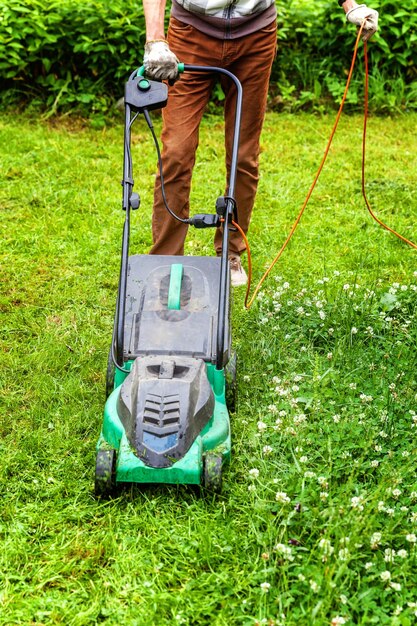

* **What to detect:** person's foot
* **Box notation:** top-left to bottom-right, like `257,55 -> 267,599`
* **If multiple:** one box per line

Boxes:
229,254 -> 248,287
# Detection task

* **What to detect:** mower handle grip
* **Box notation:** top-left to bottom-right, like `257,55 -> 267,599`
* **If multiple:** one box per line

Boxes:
137,64 -> 185,78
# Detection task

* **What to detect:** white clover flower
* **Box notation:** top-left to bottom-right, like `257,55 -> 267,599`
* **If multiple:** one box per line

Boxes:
364,562 -> 373,569
374,444 -> 382,452
410,512 -> 417,523
327,351 -> 333,359
294,413 -> 307,425
410,491 -> 417,500
351,496 -> 364,511
370,532 -> 382,549
351,327 -> 358,334
318,538 -> 334,557
343,284 -> 350,290
299,456 -> 308,463
331,617 -> 348,625
392,488 -> 402,498
320,492 -> 329,501
380,570 -> 391,582
304,471 -> 316,479
268,404 -> 278,414
319,310 -> 326,320
262,445 -> 273,456
260,582 -> 271,592
340,595 -> 348,605
390,582 -> 402,592
274,543 -> 294,561
397,549 -> 408,559
338,548 -> 349,561
402,451 -> 410,458
406,533 -> 417,543
275,491 -> 291,504
249,468 -> 260,479
386,508 -> 395,516
248,484 -> 256,492
257,421 -> 267,432
332,414 -> 341,423
370,460 -> 379,468
394,605 -> 403,616
384,548 -> 395,563
309,580 -> 320,593
318,476 -> 328,486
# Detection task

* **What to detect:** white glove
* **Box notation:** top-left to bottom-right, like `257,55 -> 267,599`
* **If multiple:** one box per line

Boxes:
346,4 -> 379,41
143,40 -> 180,82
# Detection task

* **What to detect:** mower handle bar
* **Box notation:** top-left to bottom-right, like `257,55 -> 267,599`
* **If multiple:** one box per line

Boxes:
115,64 -> 242,372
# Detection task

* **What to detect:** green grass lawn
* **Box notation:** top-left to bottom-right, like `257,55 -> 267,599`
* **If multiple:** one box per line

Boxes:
1,110 -> 417,626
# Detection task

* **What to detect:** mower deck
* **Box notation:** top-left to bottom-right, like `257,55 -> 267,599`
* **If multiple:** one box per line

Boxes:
96,255 -> 233,495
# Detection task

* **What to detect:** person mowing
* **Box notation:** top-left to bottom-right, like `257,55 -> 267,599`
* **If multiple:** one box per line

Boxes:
143,0 -> 378,286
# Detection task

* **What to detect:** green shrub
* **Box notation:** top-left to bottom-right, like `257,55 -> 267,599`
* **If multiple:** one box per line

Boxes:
0,0 -> 416,113
0,0 -> 147,112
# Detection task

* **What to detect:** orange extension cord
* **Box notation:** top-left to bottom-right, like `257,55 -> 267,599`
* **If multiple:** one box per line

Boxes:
235,22 -> 416,310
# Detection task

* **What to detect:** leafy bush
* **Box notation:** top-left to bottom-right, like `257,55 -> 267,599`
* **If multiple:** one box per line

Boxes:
0,0 -> 416,113
0,0 -> 147,113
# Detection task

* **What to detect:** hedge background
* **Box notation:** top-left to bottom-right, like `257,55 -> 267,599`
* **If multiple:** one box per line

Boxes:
0,0 -> 416,113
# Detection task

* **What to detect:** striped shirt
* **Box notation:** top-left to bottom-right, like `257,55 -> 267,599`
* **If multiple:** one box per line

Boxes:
171,0 -> 277,38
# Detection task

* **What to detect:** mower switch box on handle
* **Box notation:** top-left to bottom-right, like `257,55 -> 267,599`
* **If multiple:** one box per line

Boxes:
95,65 -> 242,496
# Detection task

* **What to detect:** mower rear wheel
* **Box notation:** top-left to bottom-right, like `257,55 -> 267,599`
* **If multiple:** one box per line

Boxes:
203,452 -> 223,493
105,347 -> 115,398
225,350 -> 237,413
95,449 -> 116,498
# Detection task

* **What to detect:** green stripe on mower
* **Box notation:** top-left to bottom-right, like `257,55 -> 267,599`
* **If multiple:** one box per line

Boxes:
167,263 -> 183,310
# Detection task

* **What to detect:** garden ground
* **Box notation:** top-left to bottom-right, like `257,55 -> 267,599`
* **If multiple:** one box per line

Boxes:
1,112 -> 417,625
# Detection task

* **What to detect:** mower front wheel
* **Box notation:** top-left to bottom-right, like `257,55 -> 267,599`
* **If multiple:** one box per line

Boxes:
203,452 -> 223,493
95,449 -> 116,498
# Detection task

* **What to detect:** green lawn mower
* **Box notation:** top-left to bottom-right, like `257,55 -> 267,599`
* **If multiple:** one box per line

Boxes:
95,64 -> 242,496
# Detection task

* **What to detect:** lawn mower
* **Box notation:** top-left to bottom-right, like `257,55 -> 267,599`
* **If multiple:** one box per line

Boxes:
95,64 -> 242,496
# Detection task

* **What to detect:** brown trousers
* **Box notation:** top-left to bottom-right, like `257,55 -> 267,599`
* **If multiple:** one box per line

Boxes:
150,17 -> 277,256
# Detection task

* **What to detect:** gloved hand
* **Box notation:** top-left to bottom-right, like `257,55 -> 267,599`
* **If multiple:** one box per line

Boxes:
346,4 -> 379,41
143,40 -> 180,82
